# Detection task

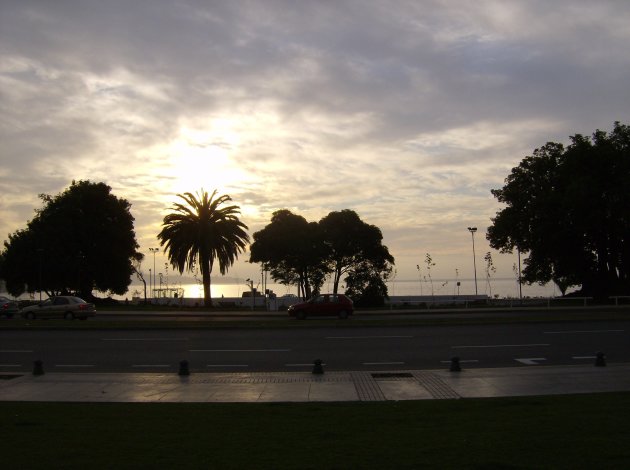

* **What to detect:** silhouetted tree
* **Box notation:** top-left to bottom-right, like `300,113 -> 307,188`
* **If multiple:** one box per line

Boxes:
158,190 -> 249,307
344,258 -> 393,307
319,209 -> 395,294
249,210 -> 329,299
488,122 -> 630,298
132,257 -> 147,303
0,180 -> 141,299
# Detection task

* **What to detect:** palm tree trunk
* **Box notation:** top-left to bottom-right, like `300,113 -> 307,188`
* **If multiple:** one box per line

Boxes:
201,254 -> 212,307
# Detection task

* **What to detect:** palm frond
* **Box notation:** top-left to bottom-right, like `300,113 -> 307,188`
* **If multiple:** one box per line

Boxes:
157,189 -> 250,305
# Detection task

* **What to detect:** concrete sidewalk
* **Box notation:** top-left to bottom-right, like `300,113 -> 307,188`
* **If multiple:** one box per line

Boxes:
1,363 -> 630,403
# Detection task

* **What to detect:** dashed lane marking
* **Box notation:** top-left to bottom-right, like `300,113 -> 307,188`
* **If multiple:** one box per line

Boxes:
515,358 -> 547,365
207,364 -> 249,368
362,361 -> 405,366
452,344 -> 550,349
190,349 -> 290,352
55,364 -> 95,368
131,364 -> 171,368
286,363 -> 327,367
440,359 -> 479,364
544,329 -> 624,334
103,338 -> 189,341
326,336 -> 413,339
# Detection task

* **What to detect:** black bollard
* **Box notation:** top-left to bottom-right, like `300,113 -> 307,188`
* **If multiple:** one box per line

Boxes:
33,360 -> 45,376
178,360 -> 190,376
595,352 -> 606,367
450,357 -> 461,372
312,359 -> 324,375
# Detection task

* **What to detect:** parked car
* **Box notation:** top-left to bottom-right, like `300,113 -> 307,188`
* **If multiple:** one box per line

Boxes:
0,296 -> 20,318
21,296 -> 96,320
288,294 -> 354,319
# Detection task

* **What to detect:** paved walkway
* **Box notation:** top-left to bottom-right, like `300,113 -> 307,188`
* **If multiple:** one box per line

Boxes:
1,363 -> 629,403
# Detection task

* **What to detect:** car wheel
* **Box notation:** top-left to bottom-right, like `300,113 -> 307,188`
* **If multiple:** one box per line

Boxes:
26,312 -> 35,320
64,312 -> 75,320
338,310 -> 348,319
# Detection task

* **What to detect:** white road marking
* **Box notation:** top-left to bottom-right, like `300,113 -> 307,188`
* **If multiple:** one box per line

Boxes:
103,338 -> 189,341
286,363 -> 327,367
207,364 -> 249,368
131,364 -> 170,368
544,330 -> 624,334
326,336 -> 413,339
362,361 -> 405,366
55,364 -> 95,368
190,349 -> 290,352
515,358 -> 547,365
440,360 -> 480,364
452,344 -> 550,349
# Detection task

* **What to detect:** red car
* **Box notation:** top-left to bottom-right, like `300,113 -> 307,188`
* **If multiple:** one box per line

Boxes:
0,296 -> 20,318
288,294 -> 354,319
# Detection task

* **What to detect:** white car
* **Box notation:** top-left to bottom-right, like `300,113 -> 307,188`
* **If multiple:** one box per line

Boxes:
21,296 -> 96,320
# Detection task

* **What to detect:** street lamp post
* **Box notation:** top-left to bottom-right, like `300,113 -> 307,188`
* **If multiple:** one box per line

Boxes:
149,248 -> 158,302
467,227 -> 478,296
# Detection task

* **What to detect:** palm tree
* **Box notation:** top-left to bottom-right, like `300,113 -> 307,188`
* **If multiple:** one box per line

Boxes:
158,190 -> 249,307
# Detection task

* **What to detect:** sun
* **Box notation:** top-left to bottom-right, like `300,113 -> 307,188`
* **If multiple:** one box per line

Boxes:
166,127 -> 246,195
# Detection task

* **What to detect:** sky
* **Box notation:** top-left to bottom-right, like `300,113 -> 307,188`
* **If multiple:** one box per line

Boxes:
1,0 -> 630,294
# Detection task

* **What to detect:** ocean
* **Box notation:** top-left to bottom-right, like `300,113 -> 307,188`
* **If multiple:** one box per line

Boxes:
126,277 -> 568,302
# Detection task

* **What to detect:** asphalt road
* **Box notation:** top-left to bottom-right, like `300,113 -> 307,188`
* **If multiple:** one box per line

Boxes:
2,321 -> 628,373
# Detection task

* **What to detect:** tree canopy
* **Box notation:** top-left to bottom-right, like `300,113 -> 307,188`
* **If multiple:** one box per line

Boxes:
0,180 -> 141,298
319,209 -> 394,295
249,210 -> 329,299
158,190 -> 249,307
487,122 -> 630,298
250,209 -> 394,304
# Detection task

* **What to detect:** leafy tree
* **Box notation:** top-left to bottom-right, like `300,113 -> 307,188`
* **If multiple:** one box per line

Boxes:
249,210 -> 329,299
488,122 -> 630,298
251,209 -> 395,303
0,180 -> 141,299
158,190 -> 249,307
319,209 -> 394,294
132,258 -> 147,303
344,258 -> 393,307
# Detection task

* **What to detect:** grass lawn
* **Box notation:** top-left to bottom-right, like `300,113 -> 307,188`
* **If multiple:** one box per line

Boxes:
2,393 -> 630,469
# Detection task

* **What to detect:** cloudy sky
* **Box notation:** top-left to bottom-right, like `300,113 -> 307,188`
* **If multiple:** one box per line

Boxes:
1,0 -> 629,291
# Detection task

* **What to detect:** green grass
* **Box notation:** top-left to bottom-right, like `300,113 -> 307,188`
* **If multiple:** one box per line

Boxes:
2,394 -> 630,469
